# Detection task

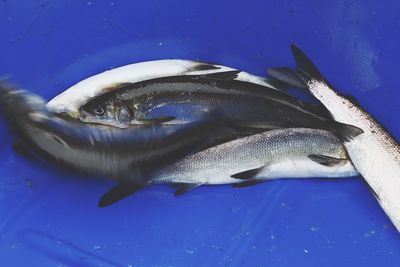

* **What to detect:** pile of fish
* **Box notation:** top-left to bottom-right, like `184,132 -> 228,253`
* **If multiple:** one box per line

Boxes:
0,46 -> 398,230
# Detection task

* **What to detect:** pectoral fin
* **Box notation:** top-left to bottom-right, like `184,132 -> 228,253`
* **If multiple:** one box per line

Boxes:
173,183 -> 202,196
307,154 -> 347,167
98,183 -> 146,207
231,166 -> 266,180
136,116 -> 176,125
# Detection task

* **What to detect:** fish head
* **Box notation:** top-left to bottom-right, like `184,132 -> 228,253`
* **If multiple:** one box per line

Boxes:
79,98 -> 134,129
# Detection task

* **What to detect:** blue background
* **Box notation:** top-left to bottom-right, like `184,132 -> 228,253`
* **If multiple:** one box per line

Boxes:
0,1 -> 399,266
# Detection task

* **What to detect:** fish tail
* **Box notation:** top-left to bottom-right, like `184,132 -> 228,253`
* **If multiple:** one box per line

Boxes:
267,44 -> 330,89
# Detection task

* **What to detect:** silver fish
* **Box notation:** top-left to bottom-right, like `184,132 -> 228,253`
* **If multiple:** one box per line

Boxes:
46,59 -> 340,134
0,82 -> 235,205
46,59 -> 281,119
269,45 -> 400,231
147,128 -> 357,195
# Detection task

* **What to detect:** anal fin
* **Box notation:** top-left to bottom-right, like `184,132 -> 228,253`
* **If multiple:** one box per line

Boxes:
98,183 -> 146,207
173,183 -> 202,196
231,166 -> 266,180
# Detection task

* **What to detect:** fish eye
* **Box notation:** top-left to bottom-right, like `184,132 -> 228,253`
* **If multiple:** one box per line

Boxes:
93,105 -> 105,116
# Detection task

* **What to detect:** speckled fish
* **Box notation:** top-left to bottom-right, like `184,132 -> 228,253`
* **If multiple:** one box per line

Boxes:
0,82 -> 235,198
46,59 -> 339,133
268,45 -> 400,231
99,128 -> 357,206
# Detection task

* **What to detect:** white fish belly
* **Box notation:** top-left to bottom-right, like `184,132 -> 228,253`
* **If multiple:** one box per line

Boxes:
156,158 -> 358,185
345,135 -> 400,230
254,159 -> 358,179
308,80 -> 400,231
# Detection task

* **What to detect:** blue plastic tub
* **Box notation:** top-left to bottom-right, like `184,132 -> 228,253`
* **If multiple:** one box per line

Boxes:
0,1 -> 399,266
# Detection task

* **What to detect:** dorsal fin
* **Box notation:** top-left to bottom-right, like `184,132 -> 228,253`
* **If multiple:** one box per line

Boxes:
201,70 -> 241,80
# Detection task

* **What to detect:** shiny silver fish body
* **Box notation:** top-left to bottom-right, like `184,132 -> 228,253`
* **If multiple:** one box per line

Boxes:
46,59 -> 281,118
271,45 -> 400,231
151,128 -> 358,186
0,82 -> 232,182
78,74 -> 330,128
46,60 -> 336,132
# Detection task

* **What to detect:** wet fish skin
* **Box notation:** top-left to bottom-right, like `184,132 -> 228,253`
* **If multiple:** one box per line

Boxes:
150,128 -> 358,187
46,59 -> 282,117
272,45 -> 400,231
0,82 -> 235,183
75,73 -> 339,136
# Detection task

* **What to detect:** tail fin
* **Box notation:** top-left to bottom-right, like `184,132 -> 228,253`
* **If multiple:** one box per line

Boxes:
290,44 -> 326,82
268,44 -> 330,89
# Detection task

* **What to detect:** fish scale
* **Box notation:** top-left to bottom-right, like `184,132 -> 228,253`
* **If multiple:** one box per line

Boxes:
76,74 -> 339,133
269,45 -> 400,231
151,128 -> 358,185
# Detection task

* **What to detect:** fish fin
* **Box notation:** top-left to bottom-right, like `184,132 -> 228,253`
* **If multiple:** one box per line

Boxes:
261,77 -> 290,93
232,180 -> 265,188
268,45 -> 331,89
173,183 -> 202,196
267,67 -> 308,89
303,103 -> 332,119
136,116 -> 176,125
231,166 -> 266,180
191,61 -> 221,71
98,183 -> 146,207
201,70 -> 241,80
290,44 -> 326,83
334,122 -> 364,142
12,141 -> 38,161
307,154 -> 347,167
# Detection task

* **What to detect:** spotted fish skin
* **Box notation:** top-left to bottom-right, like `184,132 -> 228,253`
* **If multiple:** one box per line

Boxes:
270,45 -> 400,231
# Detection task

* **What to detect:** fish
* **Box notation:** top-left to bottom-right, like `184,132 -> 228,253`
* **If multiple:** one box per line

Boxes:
0,82 -> 237,196
46,59 -> 282,119
45,59 -> 338,132
268,45 -> 400,231
73,73 -> 334,129
99,128 -> 358,206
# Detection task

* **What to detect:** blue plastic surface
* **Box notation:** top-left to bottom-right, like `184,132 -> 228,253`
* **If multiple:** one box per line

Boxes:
0,1 -> 399,266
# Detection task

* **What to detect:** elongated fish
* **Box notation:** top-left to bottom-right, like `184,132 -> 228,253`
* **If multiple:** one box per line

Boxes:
0,82 -> 234,192
46,59 -> 281,118
269,45 -> 400,231
46,59 -> 338,132
99,128 -> 358,206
